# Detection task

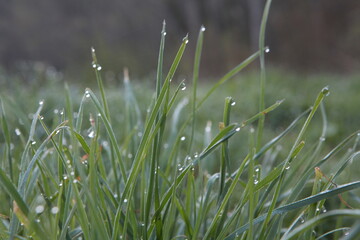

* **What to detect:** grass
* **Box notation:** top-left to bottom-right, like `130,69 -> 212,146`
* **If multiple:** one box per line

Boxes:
1,1 -> 360,239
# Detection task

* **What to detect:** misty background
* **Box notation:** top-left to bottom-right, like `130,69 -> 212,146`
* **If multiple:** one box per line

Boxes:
0,0 -> 359,81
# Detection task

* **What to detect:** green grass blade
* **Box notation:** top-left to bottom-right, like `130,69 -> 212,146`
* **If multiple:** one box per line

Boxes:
189,25 -> 205,153
225,180 -> 360,239
256,0 -> 273,150
281,210 -> 360,240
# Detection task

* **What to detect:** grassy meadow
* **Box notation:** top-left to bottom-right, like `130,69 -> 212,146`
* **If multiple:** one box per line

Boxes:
0,3 -> 360,240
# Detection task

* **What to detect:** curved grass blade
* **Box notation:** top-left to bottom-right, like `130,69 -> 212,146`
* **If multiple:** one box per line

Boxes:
188,25 -> 205,153
281,210 -> 360,239
225,180 -> 360,239
256,0 -> 273,150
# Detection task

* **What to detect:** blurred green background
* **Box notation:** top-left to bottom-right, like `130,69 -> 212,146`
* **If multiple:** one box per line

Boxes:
0,0 -> 359,79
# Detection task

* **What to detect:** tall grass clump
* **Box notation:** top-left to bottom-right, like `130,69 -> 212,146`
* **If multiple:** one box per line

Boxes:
1,1 -> 360,239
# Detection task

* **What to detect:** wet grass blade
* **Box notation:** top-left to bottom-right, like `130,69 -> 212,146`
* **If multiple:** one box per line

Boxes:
225,181 -> 360,239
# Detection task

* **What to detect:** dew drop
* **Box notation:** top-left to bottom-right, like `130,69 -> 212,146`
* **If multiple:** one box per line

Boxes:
91,47 -> 95,53
180,83 -> 186,91
31,141 -> 36,145
54,109 -> 59,114
163,32 -> 167,36
194,153 -> 199,158
319,137 -> 326,142
92,63 -> 97,69
127,153 -> 133,159
185,39 -> 189,44
265,47 -> 270,53
231,101 -> 236,106
51,207 -> 59,214
97,65 -> 102,71
88,130 -> 95,138
316,208 -> 320,212
63,175 -> 68,180
300,218 -> 305,224
39,100 -> 44,106
35,219 -> 40,223
285,164 -> 291,170
254,180 -> 259,185
180,136 -> 186,141
114,194 -> 118,198
235,127 -> 241,132
178,167 -> 184,172
39,115 -> 44,120
255,167 -> 260,172
60,110 -> 64,115
73,179 -> 78,183
70,171 -> 75,176
35,205 -> 45,214
321,86 -> 330,96
66,160 -> 71,164
15,128 -> 21,136
59,182 -> 63,187
205,126 -> 211,133
201,26 -> 206,32
322,208 -> 327,213
123,199 -> 128,203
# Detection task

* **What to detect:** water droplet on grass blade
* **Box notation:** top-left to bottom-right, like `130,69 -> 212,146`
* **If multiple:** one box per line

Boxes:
265,46 -> 270,53
321,86 -> 330,96
235,127 -> 241,132
319,137 -> 326,142
31,141 -> 36,145
180,136 -> 186,141
97,65 -> 102,71
35,205 -> 44,214
254,180 -> 259,185
88,130 -> 95,138
163,31 -> 167,36
39,100 -> 44,105
15,128 -> 21,136
231,101 -> 236,106
201,25 -> 206,32
123,199 -> 128,203
180,83 -> 186,90
51,207 -> 59,214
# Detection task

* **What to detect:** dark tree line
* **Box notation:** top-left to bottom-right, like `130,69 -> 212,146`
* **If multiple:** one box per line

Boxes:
0,0 -> 359,79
